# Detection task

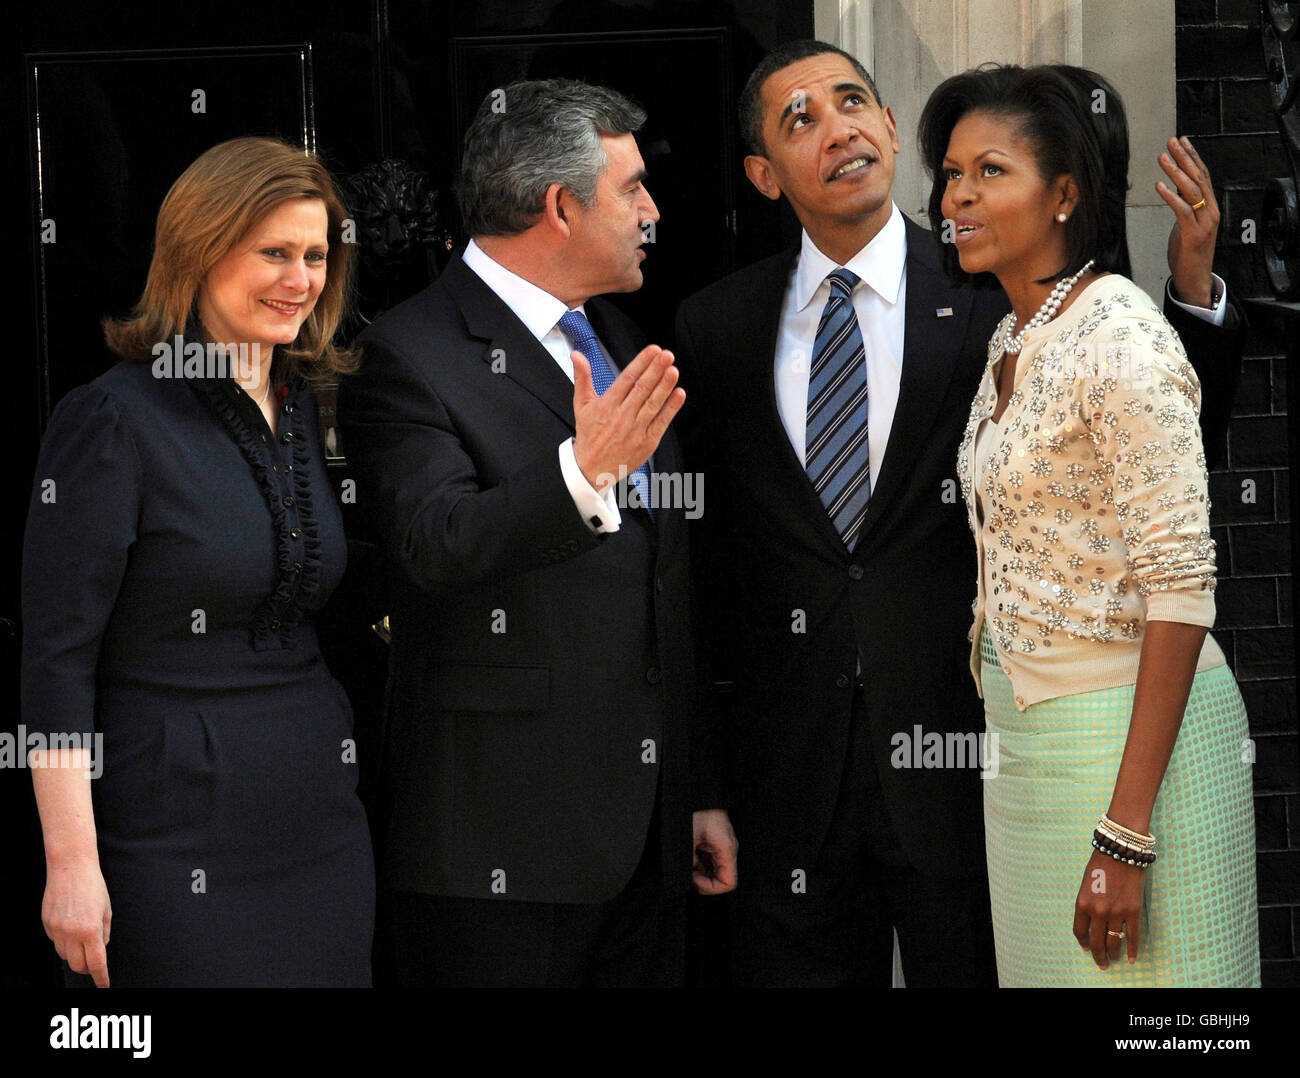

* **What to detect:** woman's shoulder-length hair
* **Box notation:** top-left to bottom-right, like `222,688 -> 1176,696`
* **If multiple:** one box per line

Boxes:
103,135 -> 359,384
917,62 -> 1133,287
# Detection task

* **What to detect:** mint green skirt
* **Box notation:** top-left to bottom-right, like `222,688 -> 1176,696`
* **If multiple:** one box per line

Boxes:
979,629 -> 1260,987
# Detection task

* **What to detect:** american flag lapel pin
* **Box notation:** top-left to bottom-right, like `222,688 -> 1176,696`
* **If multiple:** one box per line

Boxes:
936,307 -> 953,318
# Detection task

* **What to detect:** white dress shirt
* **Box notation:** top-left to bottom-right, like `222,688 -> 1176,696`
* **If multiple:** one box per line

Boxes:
775,202 -> 907,492
461,238 -> 622,533
1166,273 -> 1229,325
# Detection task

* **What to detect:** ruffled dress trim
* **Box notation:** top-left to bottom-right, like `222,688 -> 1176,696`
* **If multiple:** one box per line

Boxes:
186,341 -> 322,652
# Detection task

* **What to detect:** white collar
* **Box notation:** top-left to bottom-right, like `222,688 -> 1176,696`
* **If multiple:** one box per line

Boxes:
793,202 -> 907,311
461,237 -> 581,341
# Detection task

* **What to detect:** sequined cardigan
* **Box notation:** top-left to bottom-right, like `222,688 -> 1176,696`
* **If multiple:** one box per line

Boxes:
957,274 -> 1225,710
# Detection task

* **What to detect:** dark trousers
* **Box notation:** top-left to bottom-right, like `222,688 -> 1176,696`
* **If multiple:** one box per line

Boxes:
729,684 -> 998,987
381,806 -> 686,987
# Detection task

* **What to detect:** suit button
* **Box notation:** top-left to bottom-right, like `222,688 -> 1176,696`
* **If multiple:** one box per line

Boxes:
290,528 -> 302,541
270,618 -> 281,631
282,495 -> 295,508
835,673 -> 851,689
646,667 -> 662,685
848,565 -> 864,580
565,539 -> 579,552
655,576 -> 664,593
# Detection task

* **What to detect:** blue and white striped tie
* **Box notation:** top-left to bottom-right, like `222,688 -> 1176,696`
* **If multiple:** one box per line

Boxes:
805,269 -> 871,551
558,309 -> 654,516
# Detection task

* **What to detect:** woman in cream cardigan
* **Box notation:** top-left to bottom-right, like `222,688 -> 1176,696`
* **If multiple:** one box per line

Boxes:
919,64 -> 1259,986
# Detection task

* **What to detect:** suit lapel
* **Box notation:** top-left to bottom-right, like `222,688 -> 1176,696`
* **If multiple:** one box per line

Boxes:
441,256 -> 577,432
853,218 -> 974,549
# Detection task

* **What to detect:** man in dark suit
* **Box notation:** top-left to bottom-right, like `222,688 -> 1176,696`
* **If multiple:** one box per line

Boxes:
674,40 -> 1243,987
340,78 -> 736,987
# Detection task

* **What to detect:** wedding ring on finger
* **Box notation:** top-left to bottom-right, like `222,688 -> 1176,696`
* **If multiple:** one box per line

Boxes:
1107,929 -> 1126,939
1190,197 -> 1207,211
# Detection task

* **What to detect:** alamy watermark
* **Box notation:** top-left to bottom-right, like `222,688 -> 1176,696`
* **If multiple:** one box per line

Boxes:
3,727 -> 104,779
50,1009 -> 150,1058
890,724 -> 1000,779
1034,340 -> 1158,389
594,467 -> 704,518
151,336 -> 261,381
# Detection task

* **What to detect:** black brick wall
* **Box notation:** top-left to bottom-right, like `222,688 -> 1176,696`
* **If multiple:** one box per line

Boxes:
1177,0 -> 1298,987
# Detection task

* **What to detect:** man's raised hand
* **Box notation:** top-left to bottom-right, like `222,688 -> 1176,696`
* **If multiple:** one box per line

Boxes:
572,344 -> 684,490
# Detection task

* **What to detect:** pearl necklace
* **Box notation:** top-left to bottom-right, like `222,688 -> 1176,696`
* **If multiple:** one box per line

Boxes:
1000,259 -> 1095,355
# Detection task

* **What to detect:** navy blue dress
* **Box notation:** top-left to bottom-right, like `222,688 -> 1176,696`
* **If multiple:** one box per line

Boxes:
21,359 -> 374,987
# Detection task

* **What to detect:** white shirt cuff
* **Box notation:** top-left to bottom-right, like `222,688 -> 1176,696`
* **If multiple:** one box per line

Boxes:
558,438 -> 621,533
1166,273 -> 1228,327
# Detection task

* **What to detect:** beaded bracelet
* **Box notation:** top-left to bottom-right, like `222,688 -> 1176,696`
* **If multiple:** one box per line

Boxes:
1092,830 -> 1157,868
1095,827 -> 1152,854
1099,813 -> 1156,846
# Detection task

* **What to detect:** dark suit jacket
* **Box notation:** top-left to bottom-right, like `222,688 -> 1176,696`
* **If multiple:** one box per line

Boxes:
674,215 -> 1243,883
338,254 -> 696,904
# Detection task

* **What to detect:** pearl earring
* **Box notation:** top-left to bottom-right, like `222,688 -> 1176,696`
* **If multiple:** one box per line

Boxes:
1057,213 -> 1068,223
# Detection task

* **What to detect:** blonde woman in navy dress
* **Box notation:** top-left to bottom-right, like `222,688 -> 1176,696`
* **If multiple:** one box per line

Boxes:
22,137 -> 374,986
919,66 -> 1258,985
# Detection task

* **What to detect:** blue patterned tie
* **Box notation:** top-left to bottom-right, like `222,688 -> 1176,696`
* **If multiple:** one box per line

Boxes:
558,309 -> 654,516
805,269 -> 871,551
